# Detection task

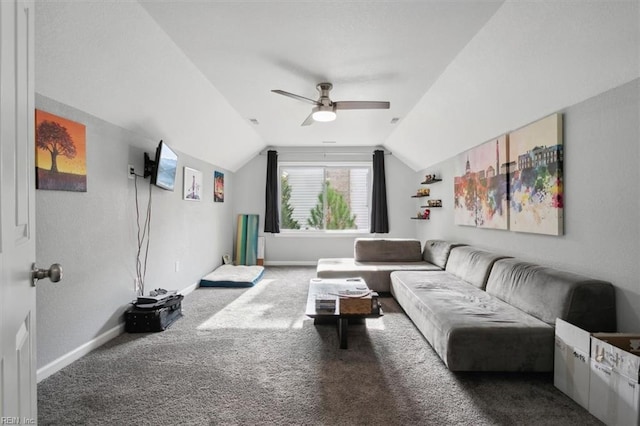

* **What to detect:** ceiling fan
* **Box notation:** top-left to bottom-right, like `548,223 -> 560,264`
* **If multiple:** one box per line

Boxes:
271,82 -> 390,126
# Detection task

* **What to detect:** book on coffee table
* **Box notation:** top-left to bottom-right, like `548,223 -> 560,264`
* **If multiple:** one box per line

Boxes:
315,293 -> 337,311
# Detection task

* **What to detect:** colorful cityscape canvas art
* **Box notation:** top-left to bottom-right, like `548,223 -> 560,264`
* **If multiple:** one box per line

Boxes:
454,135 -> 509,229
508,113 -> 564,235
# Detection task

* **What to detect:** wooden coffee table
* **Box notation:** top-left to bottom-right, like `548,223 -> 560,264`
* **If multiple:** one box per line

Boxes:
305,277 -> 383,349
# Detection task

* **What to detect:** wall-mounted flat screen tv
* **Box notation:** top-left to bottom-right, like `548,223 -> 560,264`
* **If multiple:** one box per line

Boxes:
144,140 -> 178,191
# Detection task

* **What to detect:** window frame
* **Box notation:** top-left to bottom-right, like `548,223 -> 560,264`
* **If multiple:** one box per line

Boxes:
278,161 -> 373,236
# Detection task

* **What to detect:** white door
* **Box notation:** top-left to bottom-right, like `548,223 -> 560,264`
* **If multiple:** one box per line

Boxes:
1,0 -> 37,421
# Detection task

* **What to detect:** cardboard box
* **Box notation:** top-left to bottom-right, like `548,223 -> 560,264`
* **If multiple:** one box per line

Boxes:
554,318 -> 592,409
339,293 -> 372,314
588,333 -> 640,425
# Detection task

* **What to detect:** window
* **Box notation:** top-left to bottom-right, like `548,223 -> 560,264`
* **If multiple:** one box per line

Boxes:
279,163 -> 371,232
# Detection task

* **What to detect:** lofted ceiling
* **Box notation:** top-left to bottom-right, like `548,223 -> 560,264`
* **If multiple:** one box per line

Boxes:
138,0 -> 504,149
35,1 -> 639,172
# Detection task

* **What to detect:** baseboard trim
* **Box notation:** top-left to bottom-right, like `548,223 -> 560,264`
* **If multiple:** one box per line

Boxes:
37,280 -> 202,382
264,260 -> 317,266
180,281 -> 199,295
37,323 -> 125,383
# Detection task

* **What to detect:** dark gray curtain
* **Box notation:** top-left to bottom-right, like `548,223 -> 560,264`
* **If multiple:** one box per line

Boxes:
264,150 -> 280,233
370,150 -> 389,233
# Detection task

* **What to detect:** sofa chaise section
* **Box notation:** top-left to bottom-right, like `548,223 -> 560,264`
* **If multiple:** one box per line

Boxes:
316,238 -> 460,292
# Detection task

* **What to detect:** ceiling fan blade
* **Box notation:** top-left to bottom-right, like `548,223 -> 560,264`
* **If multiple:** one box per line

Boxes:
334,101 -> 390,110
271,89 -> 319,105
301,113 -> 315,126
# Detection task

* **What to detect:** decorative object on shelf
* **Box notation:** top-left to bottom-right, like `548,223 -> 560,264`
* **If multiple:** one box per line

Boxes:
508,113 -> 563,236
422,174 -> 440,183
421,176 -> 442,184
414,209 -> 430,220
412,175 -> 440,220
454,134 -> 509,229
35,109 -> 87,192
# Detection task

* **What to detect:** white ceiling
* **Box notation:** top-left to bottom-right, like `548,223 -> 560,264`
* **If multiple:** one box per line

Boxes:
139,0 -> 503,148
35,1 -> 639,172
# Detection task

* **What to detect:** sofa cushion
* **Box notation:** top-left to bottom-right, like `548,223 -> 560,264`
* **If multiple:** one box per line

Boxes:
422,240 -> 463,269
354,238 -> 422,262
444,246 -> 510,289
390,270 -> 554,371
486,259 -> 616,331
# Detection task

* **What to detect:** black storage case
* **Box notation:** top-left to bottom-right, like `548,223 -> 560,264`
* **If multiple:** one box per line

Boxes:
125,294 -> 183,333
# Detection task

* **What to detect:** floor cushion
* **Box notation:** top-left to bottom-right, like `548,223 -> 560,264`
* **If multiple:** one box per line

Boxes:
199,264 -> 264,288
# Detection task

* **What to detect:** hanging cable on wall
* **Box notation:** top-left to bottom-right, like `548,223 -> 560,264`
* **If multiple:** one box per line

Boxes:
133,174 -> 153,296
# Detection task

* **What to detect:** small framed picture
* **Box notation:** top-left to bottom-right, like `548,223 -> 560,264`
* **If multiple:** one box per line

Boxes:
214,171 -> 224,202
183,167 -> 202,201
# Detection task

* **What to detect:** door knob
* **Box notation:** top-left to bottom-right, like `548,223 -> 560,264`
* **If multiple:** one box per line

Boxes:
31,263 -> 63,286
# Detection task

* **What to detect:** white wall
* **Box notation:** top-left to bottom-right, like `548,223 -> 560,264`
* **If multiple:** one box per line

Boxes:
415,79 -> 640,332
387,0 -> 639,171
233,149 -> 416,263
34,1 -> 263,172
35,96 -> 234,371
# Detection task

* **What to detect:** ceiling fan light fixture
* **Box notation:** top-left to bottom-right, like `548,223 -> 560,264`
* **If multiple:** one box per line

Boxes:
272,83 -> 389,126
312,105 -> 336,122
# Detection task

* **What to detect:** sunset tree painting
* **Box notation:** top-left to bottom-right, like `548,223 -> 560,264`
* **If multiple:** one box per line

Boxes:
35,109 -> 87,192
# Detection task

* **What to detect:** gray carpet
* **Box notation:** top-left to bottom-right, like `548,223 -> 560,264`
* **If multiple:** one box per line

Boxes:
38,266 -> 601,425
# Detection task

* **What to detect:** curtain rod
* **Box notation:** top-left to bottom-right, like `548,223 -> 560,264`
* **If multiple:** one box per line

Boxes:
259,148 -> 392,156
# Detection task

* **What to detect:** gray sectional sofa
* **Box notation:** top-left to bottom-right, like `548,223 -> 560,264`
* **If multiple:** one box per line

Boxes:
316,238 -> 617,372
